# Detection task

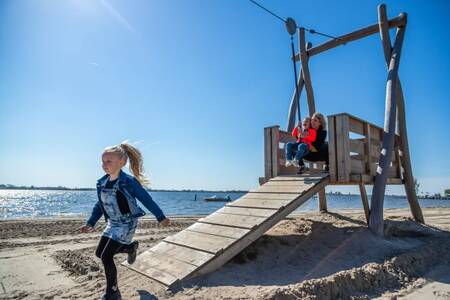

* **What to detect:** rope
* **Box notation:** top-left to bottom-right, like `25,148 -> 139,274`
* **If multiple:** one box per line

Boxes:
248,0 -> 341,41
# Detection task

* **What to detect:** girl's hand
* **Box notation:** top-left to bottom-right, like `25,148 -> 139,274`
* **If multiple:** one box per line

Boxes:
79,225 -> 94,233
159,218 -> 170,227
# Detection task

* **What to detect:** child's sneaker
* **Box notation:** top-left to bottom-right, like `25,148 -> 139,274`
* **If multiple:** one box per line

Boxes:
292,159 -> 300,168
101,288 -> 122,300
285,160 -> 293,167
297,166 -> 307,174
127,241 -> 139,265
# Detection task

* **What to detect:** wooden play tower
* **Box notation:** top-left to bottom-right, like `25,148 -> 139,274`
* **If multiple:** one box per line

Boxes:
262,4 -> 424,235
126,4 -> 424,287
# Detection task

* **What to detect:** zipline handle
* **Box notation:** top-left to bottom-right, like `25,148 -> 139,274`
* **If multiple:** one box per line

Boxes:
287,18 -> 301,128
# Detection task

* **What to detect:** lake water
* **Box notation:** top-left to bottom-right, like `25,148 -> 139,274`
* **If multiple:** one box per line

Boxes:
1,190 -> 449,220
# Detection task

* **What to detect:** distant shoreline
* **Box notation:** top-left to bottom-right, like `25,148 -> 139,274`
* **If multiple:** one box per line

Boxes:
1,187 -> 449,200
0,186 -> 248,193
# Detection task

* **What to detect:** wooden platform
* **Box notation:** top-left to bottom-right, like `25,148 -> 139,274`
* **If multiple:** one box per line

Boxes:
123,173 -> 330,288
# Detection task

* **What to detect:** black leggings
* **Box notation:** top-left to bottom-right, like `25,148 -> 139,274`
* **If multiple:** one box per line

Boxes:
95,236 -> 134,293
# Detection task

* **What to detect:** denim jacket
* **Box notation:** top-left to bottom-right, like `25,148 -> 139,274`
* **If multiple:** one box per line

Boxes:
86,170 -> 166,227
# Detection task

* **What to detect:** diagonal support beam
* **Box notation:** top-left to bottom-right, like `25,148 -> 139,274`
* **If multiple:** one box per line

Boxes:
287,42 -> 312,132
370,24 -> 406,236
299,27 -> 316,116
377,4 -> 424,224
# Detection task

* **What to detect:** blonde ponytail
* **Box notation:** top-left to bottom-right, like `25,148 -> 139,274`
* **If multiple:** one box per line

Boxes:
103,141 -> 150,186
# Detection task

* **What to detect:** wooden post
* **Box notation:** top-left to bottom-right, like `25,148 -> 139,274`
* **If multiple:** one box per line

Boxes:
377,4 -> 424,223
364,123 -> 374,176
327,116 -> 337,182
359,183 -> 370,224
264,127 -> 273,181
336,114 -> 350,182
287,43 -> 312,132
294,15 -> 406,61
318,189 -> 327,212
369,25 -> 406,236
299,28 -> 316,116
271,126 -> 280,178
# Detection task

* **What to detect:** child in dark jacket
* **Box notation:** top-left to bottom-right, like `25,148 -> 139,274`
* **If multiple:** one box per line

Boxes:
285,117 -> 317,173
79,142 -> 170,300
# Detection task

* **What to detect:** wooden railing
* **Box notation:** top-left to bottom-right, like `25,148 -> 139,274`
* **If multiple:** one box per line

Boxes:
262,113 -> 404,185
328,113 -> 403,184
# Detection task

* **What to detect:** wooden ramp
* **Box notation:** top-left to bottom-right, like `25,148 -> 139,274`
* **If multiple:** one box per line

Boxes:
124,173 -> 329,288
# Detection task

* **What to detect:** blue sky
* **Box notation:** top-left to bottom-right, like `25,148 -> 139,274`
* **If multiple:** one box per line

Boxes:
0,0 -> 449,194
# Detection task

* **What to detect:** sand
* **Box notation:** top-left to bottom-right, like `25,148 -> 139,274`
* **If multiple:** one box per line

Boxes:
1,208 -> 449,299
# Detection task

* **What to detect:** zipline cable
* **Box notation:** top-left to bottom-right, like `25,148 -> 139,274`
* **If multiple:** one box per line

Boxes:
248,0 -> 341,41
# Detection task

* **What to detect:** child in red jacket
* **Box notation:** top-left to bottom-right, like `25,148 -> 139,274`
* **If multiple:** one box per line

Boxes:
285,117 -> 317,173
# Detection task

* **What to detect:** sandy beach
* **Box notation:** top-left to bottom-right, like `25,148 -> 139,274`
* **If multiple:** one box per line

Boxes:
1,208 -> 450,299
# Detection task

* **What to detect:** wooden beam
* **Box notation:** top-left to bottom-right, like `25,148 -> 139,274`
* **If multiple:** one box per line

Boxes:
271,126 -> 280,178
377,5 -> 424,224
294,14 -> 406,61
318,188 -> 327,212
327,116 -> 337,182
369,25 -> 406,236
299,28 -> 316,116
336,114 -> 350,182
359,183 -> 370,224
287,42 -> 312,132
365,123 -> 374,175
264,127 -> 273,181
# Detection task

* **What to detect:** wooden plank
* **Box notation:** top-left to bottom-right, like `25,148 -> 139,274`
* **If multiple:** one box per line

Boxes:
363,123 -> 373,177
226,198 -> 291,209
351,159 -> 365,174
199,212 -> 266,230
358,183 -> 370,224
278,163 -> 299,176
349,139 -> 365,154
150,241 -> 214,267
336,114 -> 350,182
164,230 -> 236,254
189,176 -> 330,279
270,175 -> 326,181
350,174 -> 403,185
394,146 -> 402,178
264,179 -> 320,186
217,206 -> 277,218
186,222 -> 250,239
138,250 -> 197,278
240,192 -> 298,200
264,127 -> 273,180
129,249 -> 202,286
370,126 -> 383,141
294,15 -> 406,59
279,130 -> 295,143
349,117 -> 365,135
318,188 -> 327,212
252,185 -> 316,194
328,116 -> 337,182
271,126 -> 280,178
127,264 -> 179,286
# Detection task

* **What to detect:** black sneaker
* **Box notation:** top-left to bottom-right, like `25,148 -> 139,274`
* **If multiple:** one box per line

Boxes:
127,241 -> 139,265
101,289 -> 122,300
297,166 -> 307,175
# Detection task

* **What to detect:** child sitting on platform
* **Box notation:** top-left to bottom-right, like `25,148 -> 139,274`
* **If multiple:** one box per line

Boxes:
285,117 -> 317,173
